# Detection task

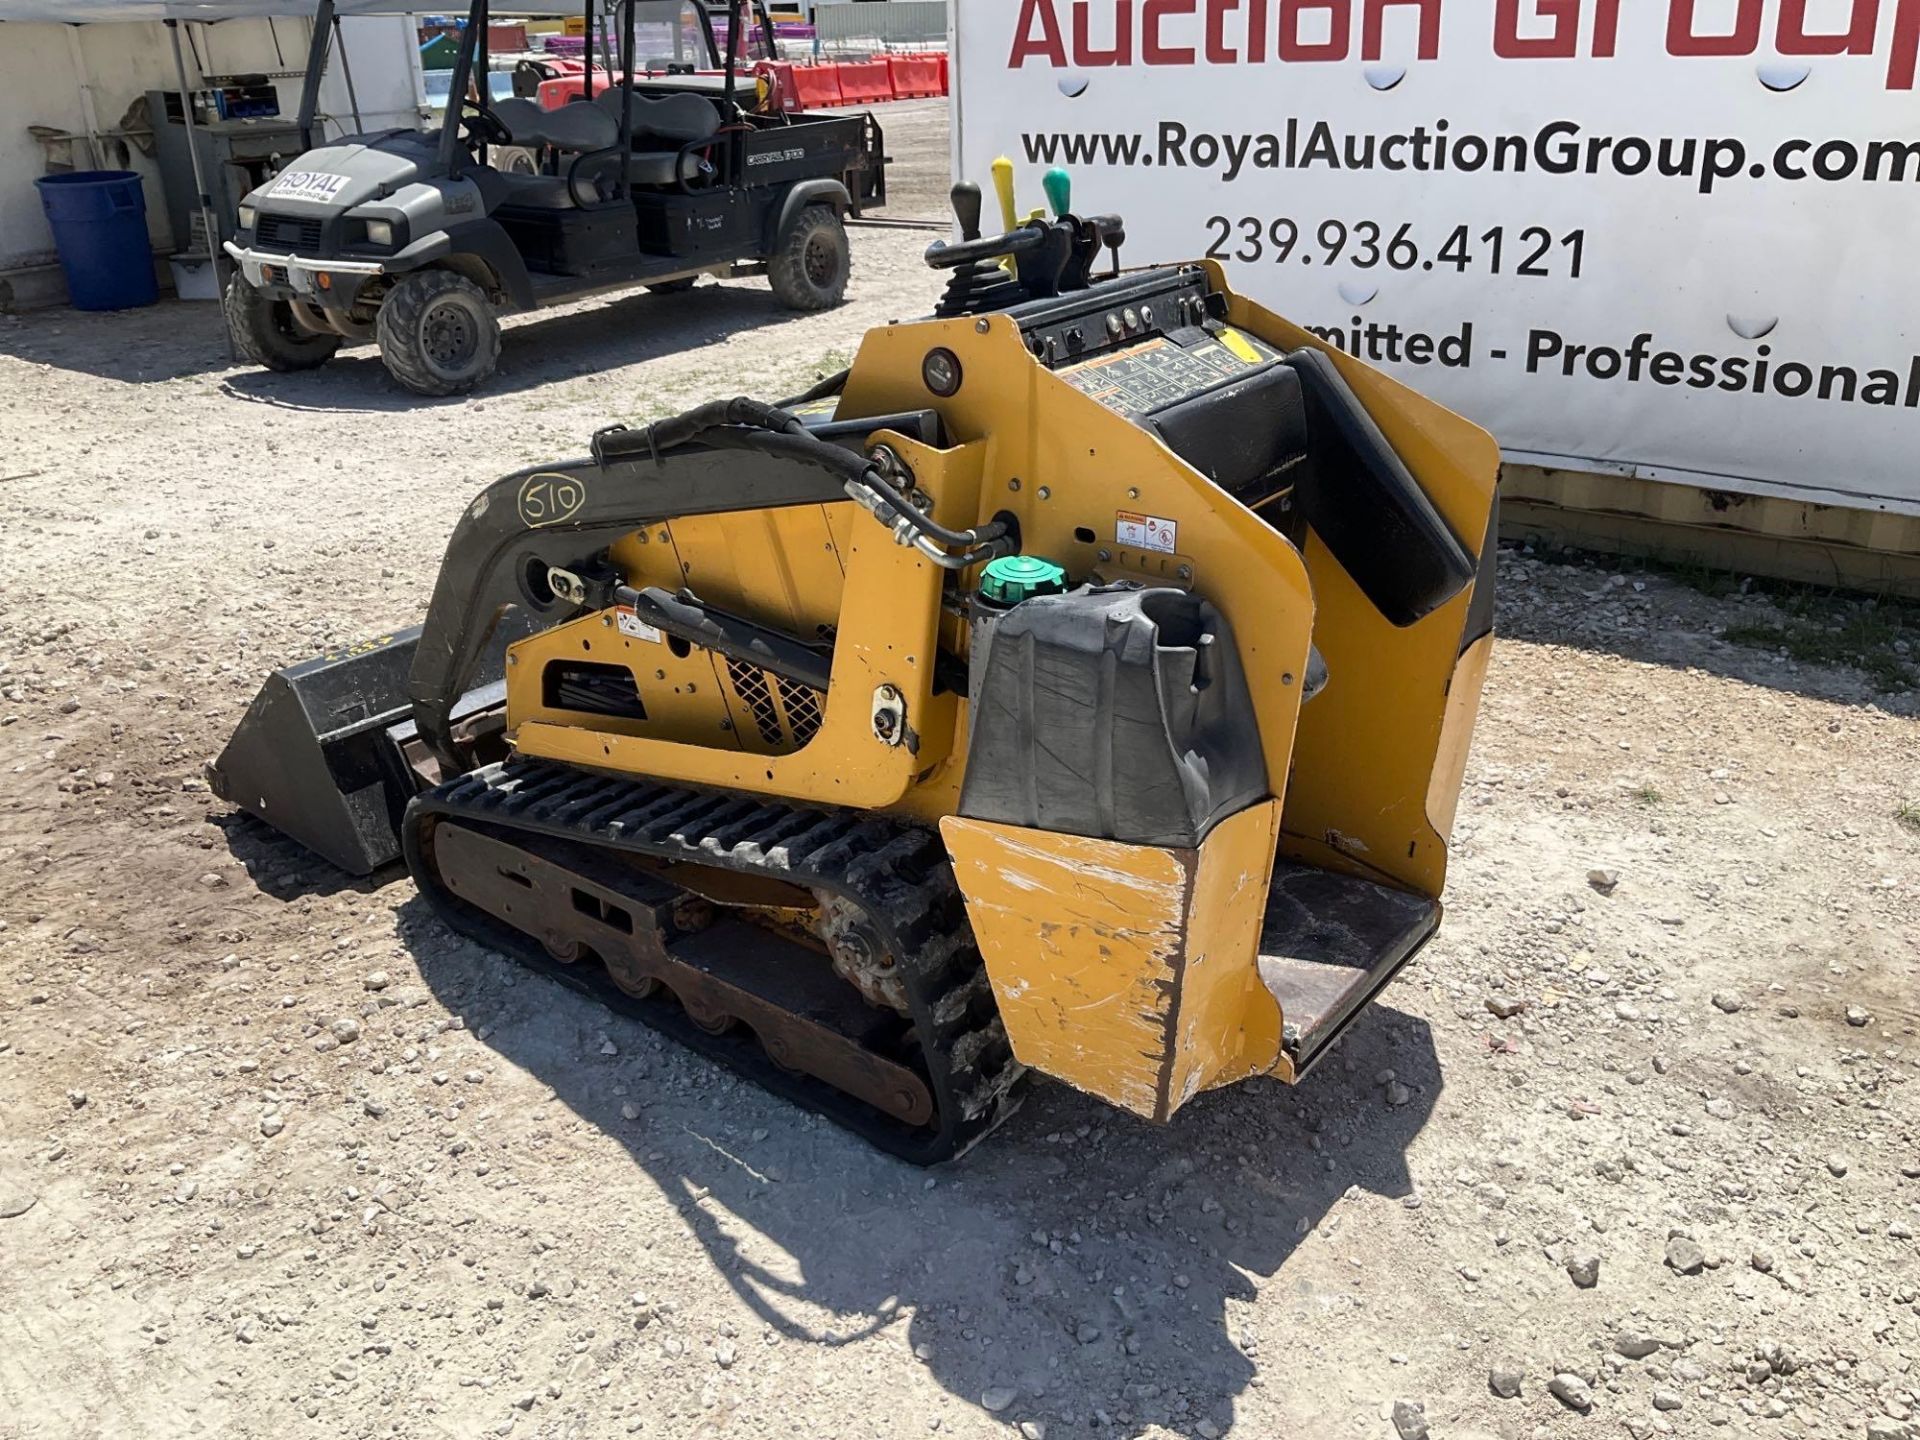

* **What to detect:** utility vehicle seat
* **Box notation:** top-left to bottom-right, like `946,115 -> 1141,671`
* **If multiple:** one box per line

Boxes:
492,97 -> 619,154
585,86 -> 720,184
591,86 -> 721,147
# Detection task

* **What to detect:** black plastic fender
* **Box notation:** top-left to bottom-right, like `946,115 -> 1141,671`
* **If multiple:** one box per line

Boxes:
764,179 -> 851,257
431,218 -> 536,311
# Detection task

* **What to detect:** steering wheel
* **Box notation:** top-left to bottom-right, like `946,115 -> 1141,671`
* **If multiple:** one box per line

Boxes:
460,101 -> 513,148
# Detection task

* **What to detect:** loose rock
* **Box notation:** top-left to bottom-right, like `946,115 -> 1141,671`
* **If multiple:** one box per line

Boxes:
1566,1252 -> 1601,1289
1390,1399 -> 1429,1440
1547,1373 -> 1594,1413
1665,1235 -> 1706,1275
1489,1364 -> 1525,1399
1614,1330 -> 1660,1360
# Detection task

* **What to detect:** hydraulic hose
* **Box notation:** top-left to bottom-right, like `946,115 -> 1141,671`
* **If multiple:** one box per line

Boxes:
853,456 -> 1001,551
595,396 -> 1005,555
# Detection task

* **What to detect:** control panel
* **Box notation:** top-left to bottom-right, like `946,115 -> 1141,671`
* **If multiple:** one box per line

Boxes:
920,168 -> 1290,430
1013,265 -> 1285,422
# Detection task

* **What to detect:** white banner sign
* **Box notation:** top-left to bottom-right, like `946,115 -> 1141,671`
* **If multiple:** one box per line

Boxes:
952,0 -> 1920,512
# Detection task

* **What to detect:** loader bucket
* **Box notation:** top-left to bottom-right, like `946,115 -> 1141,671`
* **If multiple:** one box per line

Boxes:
208,627 -> 516,875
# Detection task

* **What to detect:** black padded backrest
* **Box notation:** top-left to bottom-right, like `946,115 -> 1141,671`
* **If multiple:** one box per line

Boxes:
493,97 -> 619,154
593,86 -> 721,145
1286,346 -> 1475,627
1144,362 -> 1308,511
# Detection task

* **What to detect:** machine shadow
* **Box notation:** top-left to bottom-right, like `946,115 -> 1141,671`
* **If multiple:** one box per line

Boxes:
210,811 -> 394,901
216,282 -> 806,412
400,894 -> 1442,1438
4,281 -> 805,395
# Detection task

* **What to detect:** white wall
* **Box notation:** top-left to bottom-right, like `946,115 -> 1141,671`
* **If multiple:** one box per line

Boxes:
318,15 -> 428,136
0,15 -> 421,272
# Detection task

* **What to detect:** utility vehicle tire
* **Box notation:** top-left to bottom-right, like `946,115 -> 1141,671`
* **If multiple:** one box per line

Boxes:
375,269 -> 501,397
223,272 -> 340,372
646,276 -> 699,295
768,205 -> 850,312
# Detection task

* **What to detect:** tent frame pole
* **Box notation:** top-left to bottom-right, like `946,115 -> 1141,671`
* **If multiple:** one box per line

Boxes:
295,0 -> 336,152
165,18 -> 233,346
331,13 -> 364,133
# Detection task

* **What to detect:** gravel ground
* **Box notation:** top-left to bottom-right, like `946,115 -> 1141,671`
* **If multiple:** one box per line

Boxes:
2,100 -> 1918,1440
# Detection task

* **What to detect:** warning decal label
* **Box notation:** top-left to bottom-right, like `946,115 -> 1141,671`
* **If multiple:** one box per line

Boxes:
1117,510 -> 1178,555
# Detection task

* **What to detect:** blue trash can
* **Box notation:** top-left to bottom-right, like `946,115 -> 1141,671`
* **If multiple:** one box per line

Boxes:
34,170 -> 159,312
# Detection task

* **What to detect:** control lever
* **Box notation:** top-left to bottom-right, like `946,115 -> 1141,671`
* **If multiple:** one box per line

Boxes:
1090,215 -> 1126,277
951,180 -> 983,242
924,163 -> 1129,314
1042,165 -> 1071,218
925,223 -> 1049,272
927,177 -> 1031,316
1015,220 -> 1076,300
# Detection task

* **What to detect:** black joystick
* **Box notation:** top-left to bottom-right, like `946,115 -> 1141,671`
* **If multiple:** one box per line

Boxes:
951,181 -> 983,242
1097,217 -> 1126,277
929,179 -> 1026,319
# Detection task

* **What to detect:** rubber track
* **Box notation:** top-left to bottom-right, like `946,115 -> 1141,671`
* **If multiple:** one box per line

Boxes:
403,760 -> 1027,1164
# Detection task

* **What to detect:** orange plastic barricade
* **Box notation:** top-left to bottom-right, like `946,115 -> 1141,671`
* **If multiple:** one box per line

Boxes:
789,63 -> 845,110
835,59 -> 895,105
887,54 -> 943,98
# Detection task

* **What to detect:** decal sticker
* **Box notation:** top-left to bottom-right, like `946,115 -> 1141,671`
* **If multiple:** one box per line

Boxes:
271,170 -> 350,202
616,609 -> 663,643
516,473 -> 587,528
1116,510 -> 1177,555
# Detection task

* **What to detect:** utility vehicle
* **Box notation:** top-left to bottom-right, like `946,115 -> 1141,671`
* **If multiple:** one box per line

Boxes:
222,0 -> 885,394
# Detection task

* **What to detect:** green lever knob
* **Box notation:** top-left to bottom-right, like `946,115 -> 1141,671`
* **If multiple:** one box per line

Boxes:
1042,166 -> 1071,218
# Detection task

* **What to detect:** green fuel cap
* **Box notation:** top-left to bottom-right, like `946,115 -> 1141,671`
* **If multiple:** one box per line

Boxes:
980,554 -> 1068,606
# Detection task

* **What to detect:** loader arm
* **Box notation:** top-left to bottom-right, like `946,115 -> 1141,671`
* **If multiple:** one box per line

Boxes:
406,411 -> 941,771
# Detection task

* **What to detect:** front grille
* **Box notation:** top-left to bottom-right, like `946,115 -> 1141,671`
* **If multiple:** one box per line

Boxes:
727,658 -> 785,745
254,213 -> 324,253
774,677 -> 824,748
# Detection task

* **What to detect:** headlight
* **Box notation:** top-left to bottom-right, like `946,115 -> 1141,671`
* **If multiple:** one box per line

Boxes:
238,205 -> 255,229
364,219 -> 394,247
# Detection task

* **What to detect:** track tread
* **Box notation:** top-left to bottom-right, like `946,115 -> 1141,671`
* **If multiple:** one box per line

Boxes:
405,761 -> 1026,1163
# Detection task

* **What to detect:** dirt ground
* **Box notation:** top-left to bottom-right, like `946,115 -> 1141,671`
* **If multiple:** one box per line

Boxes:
2,100 -> 1917,1440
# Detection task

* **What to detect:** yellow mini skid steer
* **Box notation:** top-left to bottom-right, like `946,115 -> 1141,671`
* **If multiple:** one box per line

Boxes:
211,171 -> 1500,1162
